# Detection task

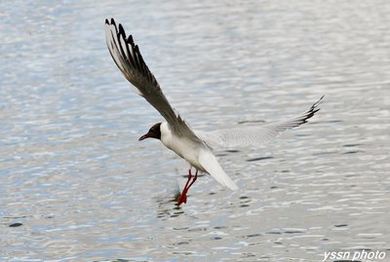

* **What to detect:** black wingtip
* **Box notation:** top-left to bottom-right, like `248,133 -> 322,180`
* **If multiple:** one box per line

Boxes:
295,96 -> 324,125
127,35 -> 134,44
315,95 -> 325,106
105,18 -> 134,45
110,18 -> 116,26
310,95 -> 325,111
312,107 -> 320,115
118,23 -> 125,36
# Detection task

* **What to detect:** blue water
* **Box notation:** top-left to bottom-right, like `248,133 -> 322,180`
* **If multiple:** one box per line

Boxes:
1,0 -> 389,261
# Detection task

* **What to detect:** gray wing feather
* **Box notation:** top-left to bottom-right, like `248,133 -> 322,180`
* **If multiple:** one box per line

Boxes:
198,96 -> 324,149
105,18 -> 199,140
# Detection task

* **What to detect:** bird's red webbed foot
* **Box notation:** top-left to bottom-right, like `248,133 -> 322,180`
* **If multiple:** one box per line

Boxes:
177,169 -> 198,205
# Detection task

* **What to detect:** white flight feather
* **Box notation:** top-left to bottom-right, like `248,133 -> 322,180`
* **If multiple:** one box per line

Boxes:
198,149 -> 238,191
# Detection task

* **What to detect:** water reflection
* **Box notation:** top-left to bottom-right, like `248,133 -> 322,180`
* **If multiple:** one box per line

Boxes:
155,191 -> 185,219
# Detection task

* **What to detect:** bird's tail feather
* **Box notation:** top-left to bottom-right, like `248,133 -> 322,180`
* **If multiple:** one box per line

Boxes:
198,149 -> 238,191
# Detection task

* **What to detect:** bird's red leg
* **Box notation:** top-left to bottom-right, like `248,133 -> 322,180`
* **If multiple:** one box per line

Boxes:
177,169 -> 192,205
177,169 -> 198,206
183,169 -> 193,192
186,169 -> 198,190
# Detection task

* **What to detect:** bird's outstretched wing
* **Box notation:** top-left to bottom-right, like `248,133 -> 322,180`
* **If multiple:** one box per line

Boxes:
105,18 -> 199,140
197,96 -> 324,149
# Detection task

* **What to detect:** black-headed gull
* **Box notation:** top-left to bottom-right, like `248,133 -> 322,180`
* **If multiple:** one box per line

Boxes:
105,18 -> 323,205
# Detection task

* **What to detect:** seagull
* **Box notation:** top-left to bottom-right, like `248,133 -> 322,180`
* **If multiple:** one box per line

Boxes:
104,18 -> 323,205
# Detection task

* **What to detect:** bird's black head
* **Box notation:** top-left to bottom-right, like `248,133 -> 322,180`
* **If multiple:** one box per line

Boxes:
138,122 -> 162,141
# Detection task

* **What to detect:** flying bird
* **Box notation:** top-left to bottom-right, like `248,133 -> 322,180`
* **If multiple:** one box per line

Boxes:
104,18 -> 323,205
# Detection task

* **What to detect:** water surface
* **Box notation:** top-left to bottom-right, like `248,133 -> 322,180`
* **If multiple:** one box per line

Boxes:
1,0 -> 389,261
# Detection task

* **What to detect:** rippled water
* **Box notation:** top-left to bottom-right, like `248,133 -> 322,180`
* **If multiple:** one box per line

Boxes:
1,0 -> 389,261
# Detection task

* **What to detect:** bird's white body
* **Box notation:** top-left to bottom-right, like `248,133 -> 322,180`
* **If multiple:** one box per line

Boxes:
160,121 -> 205,171
160,121 -> 239,190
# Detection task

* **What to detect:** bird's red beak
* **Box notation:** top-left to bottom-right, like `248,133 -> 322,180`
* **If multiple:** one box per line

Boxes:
138,133 -> 150,141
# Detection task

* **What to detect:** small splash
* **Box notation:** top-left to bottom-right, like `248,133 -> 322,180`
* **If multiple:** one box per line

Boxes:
156,191 -> 185,219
